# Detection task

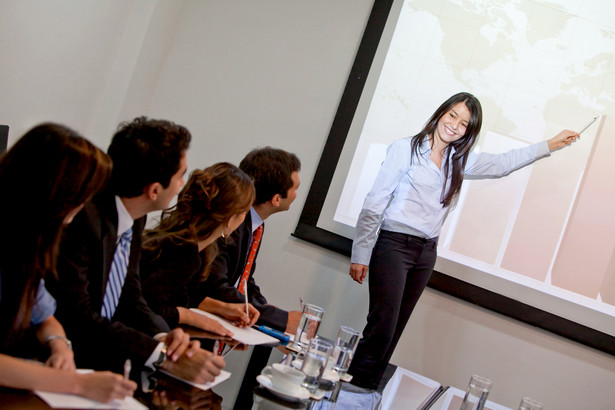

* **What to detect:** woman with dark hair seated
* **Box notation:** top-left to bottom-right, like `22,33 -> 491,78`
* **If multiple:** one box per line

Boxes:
0,123 -> 137,402
141,162 -> 260,335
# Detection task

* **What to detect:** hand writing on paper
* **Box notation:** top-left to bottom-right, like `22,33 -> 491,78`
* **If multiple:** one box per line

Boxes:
162,348 -> 225,385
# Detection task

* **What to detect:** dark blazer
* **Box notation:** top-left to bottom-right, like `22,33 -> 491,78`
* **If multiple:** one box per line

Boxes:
199,212 -> 288,330
140,241 -> 205,328
47,193 -> 170,372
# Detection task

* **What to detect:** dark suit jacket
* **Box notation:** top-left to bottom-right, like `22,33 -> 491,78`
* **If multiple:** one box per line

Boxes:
140,241 -> 205,328
199,212 -> 288,330
47,193 -> 170,372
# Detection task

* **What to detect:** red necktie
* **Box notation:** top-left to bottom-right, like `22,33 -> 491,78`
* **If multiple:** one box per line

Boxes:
238,224 -> 263,294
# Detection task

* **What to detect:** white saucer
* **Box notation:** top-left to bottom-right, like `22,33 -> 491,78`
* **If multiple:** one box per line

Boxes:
322,368 -> 340,382
256,374 -> 310,401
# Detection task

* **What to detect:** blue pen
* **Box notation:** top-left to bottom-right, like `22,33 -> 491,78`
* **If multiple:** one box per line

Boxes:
253,325 -> 290,345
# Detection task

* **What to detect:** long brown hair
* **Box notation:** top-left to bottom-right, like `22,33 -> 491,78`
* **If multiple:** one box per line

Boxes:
0,123 -> 112,346
410,92 -> 483,207
143,162 -> 255,278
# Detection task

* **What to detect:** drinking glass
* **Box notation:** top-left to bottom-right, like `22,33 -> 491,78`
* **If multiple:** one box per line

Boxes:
326,325 -> 361,374
301,337 -> 332,391
292,303 -> 324,350
519,396 -> 544,410
460,375 -> 492,410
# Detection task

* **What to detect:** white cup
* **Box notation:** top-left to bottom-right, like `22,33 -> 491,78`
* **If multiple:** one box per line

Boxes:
262,363 -> 305,394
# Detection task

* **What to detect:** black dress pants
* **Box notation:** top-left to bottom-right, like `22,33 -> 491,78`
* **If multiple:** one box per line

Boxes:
348,230 -> 438,390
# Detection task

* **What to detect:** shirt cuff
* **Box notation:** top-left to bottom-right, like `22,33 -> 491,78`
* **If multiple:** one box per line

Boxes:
145,342 -> 166,369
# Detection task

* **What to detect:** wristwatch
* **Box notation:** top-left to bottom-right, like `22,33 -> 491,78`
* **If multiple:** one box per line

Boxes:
45,335 -> 72,350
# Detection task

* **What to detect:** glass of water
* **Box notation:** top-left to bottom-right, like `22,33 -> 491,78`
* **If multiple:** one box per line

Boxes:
519,397 -> 544,410
327,325 -> 361,374
301,337 -> 332,391
460,374 -> 492,410
292,303 -> 324,351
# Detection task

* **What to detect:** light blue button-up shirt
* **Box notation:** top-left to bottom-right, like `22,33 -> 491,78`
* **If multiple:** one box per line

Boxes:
351,137 -> 550,265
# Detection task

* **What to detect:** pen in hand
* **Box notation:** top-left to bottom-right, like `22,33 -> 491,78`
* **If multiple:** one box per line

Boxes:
243,279 -> 249,322
123,359 -> 131,380
222,343 -> 238,358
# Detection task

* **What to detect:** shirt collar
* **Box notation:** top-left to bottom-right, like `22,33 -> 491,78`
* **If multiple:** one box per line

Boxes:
250,206 -> 263,233
418,136 -> 457,158
115,196 -> 134,240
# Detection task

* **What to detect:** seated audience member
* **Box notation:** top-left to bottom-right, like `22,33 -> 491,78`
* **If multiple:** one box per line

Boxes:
200,147 -> 302,333
140,162 -> 260,333
0,123 -> 136,402
47,117 -> 224,384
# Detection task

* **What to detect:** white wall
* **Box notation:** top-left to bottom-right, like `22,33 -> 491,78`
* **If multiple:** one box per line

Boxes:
2,1 -> 614,408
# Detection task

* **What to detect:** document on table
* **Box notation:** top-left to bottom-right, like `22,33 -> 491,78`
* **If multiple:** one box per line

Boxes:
34,369 -> 147,409
160,369 -> 231,391
189,308 -> 278,345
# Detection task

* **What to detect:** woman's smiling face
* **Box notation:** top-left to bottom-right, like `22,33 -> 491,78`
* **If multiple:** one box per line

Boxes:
433,101 -> 471,147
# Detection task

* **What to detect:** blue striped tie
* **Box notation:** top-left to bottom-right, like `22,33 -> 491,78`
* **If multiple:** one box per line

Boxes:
101,227 -> 132,318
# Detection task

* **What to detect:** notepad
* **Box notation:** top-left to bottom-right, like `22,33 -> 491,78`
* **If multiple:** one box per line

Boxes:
189,308 -> 278,345
381,367 -> 446,410
160,369 -> 231,391
35,390 -> 146,409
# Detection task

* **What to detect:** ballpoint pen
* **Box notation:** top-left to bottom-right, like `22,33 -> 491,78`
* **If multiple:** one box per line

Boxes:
243,279 -> 249,320
123,359 -> 131,379
222,343 -> 238,358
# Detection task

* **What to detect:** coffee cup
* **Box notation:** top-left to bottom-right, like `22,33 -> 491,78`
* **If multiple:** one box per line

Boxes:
262,363 -> 305,394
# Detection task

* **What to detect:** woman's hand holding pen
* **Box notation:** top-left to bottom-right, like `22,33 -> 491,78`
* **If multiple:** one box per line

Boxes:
350,263 -> 369,284
76,371 -> 137,403
197,297 -> 260,328
547,129 -> 580,152
219,302 -> 260,328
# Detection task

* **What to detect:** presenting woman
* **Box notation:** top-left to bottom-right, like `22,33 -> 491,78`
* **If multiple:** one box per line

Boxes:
0,123 -> 137,402
140,162 -> 259,336
347,92 -> 579,389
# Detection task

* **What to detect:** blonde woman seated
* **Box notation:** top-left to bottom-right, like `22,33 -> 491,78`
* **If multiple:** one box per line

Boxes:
140,163 -> 260,336
0,123 -> 136,402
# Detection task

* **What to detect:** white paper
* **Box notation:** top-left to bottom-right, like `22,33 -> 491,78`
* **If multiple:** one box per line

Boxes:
34,369 -> 147,409
160,369 -> 231,391
34,391 -> 147,409
189,308 -> 278,345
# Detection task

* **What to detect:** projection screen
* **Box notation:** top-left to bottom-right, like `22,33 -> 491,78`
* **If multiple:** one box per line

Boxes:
293,0 -> 615,354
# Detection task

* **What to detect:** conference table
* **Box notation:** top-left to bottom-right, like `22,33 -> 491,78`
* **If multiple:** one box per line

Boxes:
0,330 -> 373,409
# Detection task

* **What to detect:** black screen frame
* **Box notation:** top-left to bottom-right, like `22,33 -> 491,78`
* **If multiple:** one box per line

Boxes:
0,125 -> 8,155
291,0 -> 615,356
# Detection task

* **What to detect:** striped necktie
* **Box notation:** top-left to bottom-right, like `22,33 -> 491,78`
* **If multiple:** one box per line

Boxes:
101,227 -> 132,318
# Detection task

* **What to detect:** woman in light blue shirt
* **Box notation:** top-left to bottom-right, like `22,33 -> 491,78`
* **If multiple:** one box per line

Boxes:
347,92 -> 579,389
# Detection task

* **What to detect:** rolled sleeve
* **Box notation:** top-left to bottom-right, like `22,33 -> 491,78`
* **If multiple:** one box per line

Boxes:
31,279 -> 57,325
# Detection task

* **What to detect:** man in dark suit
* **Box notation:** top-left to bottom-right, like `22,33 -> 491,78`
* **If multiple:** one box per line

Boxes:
48,117 -> 225,383
199,147 -> 302,333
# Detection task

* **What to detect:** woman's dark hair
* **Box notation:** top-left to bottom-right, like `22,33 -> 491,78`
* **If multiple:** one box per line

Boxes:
143,162 -> 255,279
0,123 -> 112,346
410,92 -> 483,207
